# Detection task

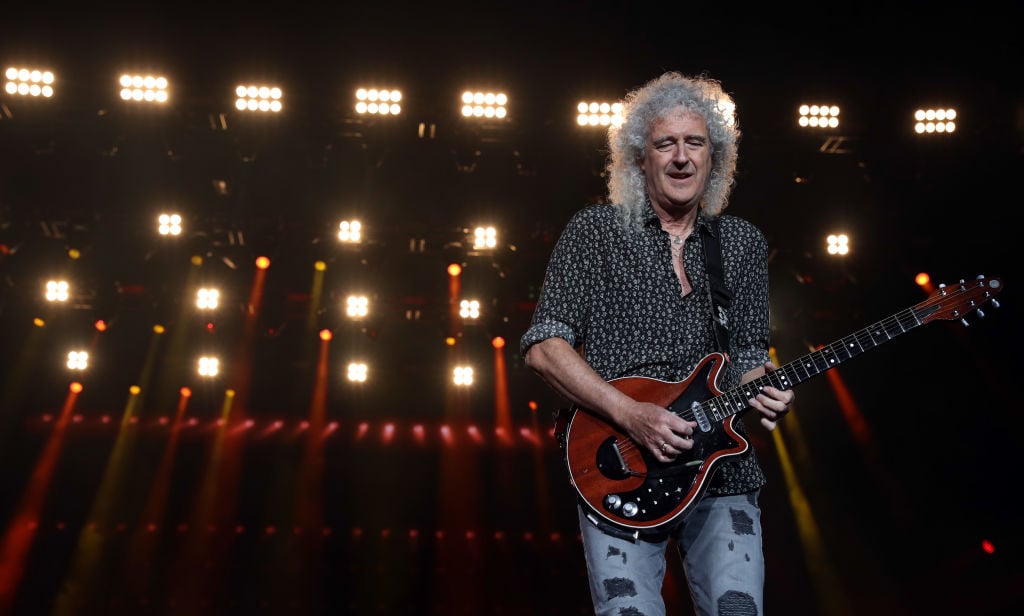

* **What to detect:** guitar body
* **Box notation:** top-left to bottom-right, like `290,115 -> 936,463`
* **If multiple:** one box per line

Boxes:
564,352 -> 750,535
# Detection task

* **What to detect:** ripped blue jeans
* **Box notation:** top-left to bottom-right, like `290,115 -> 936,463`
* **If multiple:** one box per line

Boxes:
578,490 -> 764,616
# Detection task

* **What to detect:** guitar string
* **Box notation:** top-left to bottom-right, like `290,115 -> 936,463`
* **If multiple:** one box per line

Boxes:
610,280 -> 993,463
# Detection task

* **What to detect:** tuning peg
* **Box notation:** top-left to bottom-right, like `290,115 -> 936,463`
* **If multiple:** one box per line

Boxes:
977,309 -> 986,318
992,299 -> 1001,309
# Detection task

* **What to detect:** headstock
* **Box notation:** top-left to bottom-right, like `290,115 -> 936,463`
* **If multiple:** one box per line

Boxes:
915,275 -> 1003,326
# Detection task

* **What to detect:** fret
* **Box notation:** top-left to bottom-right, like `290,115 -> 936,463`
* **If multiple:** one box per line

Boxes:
811,345 -> 835,368
855,328 -> 874,350
768,370 -> 790,391
707,400 -> 722,421
865,322 -> 891,346
724,390 -> 746,416
829,340 -> 853,362
895,308 -> 920,331
789,359 -> 812,384
882,316 -> 904,337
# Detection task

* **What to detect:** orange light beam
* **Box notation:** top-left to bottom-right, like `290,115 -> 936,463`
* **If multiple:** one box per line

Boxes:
120,387 -> 192,600
493,338 -> 511,435
295,334 -> 330,529
165,389 -> 236,606
282,332 -> 332,602
447,263 -> 461,339
0,384 -> 80,610
436,323 -> 483,613
821,352 -> 913,521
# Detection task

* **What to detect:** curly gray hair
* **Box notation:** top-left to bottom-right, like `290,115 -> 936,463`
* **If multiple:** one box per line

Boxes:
605,71 -> 741,230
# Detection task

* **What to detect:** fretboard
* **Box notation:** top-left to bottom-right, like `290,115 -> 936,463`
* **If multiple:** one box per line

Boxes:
704,302 -> 939,421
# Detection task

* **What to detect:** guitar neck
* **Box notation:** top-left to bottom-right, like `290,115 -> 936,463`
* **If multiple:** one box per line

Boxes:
712,304 -> 930,419
697,275 -> 1002,422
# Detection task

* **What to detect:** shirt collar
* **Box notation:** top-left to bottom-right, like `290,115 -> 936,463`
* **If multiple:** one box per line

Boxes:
642,201 -> 715,237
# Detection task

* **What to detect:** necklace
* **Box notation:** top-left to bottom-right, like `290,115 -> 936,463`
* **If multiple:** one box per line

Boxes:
670,234 -> 684,258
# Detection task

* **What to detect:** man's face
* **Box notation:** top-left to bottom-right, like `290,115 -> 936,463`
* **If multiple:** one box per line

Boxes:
640,108 -> 712,213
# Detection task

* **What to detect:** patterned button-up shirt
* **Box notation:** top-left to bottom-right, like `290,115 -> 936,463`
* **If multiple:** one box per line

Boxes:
521,201 -> 771,496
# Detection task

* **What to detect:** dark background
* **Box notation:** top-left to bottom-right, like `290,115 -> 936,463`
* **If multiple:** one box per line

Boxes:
1,2 -> 1022,614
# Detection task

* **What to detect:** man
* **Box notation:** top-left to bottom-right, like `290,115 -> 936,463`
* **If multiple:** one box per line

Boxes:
520,71 -> 795,615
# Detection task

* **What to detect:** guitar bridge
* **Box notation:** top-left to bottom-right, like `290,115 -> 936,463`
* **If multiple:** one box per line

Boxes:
613,440 -> 631,474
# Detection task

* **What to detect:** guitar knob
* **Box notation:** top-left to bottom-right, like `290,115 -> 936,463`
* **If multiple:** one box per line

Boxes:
604,494 -> 622,511
621,502 -> 639,518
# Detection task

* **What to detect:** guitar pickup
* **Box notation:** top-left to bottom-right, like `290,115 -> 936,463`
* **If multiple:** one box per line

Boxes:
690,401 -> 712,432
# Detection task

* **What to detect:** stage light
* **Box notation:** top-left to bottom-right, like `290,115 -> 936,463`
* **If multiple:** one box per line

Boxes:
320,329 -> 332,341
447,263 -> 461,276
234,84 -> 283,113
196,288 -> 220,310
337,220 -> 362,243
119,73 -> 169,103
459,299 -> 480,320
157,213 -> 182,236
913,107 -> 957,134
45,280 -> 70,302
576,101 -> 623,127
255,256 -> 270,269
460,90 -> 507,119
798,103 -> 840,129
354,87 -> 402,115
492,336 -> 505,348
197,356 -> 220,377
453,366 -> 473,386
346,362 -> 368,382
472,226 -> 497,249
826,233 -> 849,256
345,295 -> 369,318
66,350 -> 88,370
4,66 -> 55,98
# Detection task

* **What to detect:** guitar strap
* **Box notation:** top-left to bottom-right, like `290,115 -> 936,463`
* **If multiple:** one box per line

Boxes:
701,216 -> 733,354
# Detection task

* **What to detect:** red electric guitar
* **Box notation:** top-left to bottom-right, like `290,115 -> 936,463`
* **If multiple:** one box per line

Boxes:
562,275 -> 1003,537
